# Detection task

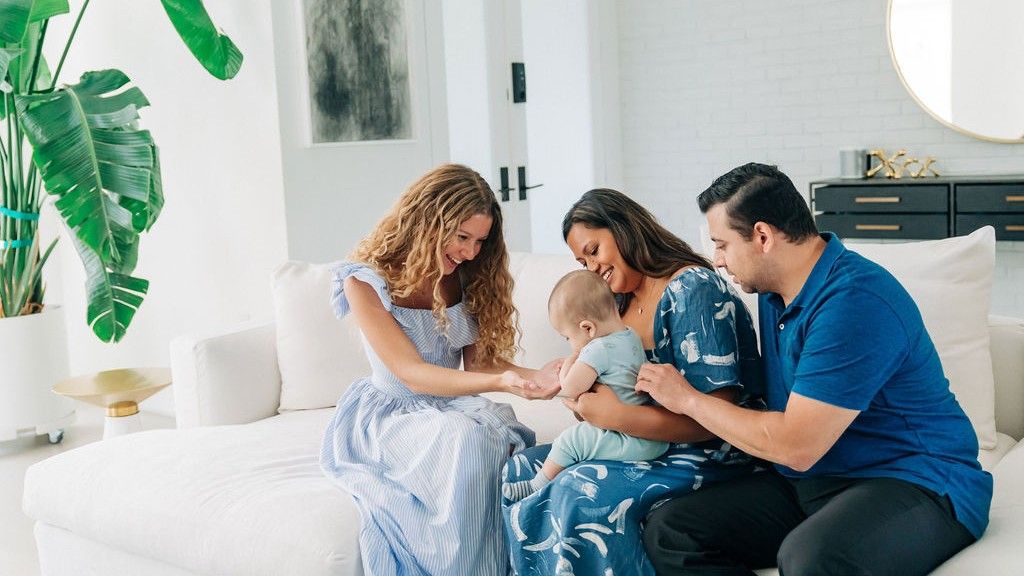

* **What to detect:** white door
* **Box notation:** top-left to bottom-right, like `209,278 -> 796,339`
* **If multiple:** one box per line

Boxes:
442,0 -> 534,253
271,0 -> 450,262
493,0 -> 534,253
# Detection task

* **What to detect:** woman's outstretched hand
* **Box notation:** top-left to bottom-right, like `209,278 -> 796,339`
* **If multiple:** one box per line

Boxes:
532,358 -> 563,395
634,363 -> 698,414
563,384 -> 621,428
501,360 -> 562,400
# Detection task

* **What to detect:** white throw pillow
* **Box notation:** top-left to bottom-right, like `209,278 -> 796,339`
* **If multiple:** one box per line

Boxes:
699,225 -> 998,448
508,252 -> 577,369
273,261 -> 370,412
844,227 -> 997,449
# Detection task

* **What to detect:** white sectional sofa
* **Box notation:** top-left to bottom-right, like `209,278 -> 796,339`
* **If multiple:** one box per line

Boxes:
23,230 -> 1024,576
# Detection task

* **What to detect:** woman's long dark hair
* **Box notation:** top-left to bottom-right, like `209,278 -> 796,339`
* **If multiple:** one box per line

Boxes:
562,188 -> 712,314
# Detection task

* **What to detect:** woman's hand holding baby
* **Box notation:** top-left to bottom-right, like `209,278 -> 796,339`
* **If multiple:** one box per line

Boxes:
563,384 -> 621,428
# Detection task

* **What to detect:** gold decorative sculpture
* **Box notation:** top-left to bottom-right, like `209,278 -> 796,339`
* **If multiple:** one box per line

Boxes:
866,149 -> 939,179
866,149 -> 907,179
914,156 -> 940,178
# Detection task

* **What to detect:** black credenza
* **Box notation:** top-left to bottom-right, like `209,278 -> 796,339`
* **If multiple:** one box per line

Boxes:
810,176 -> 1024,241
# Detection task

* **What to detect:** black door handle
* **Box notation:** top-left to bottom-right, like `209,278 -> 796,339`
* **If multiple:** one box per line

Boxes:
517,166 -> 543,200
497,167 -> 513,202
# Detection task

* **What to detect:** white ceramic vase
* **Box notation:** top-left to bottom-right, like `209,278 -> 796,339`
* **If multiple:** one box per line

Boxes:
0,306 -> 75,443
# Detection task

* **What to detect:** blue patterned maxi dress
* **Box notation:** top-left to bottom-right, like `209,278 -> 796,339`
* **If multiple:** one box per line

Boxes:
321,263 -> 535,576
503,267 -> 763,576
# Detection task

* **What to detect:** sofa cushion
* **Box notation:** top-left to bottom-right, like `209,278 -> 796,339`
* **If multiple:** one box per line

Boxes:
931,439 -> 1024,575
989,315 -> 1024,440
979,433 -> 1018,473
23,410 -> 360,576
273,261 -> 370,411
993,437 -> 1024,508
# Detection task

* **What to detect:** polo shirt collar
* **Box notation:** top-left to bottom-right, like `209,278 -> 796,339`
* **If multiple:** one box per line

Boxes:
764,233 -> 846,313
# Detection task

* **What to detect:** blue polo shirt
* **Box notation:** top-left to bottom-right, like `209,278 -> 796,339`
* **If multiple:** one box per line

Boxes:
759,233 -> 992,538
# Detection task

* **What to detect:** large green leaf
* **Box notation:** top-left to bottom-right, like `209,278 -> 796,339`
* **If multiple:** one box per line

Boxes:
0,0 -> 68,43
27,0 -> 68,21
0,0 -> 32,43
15,69 -> 160,269
5,17 -> 55,100
160,0 -> 243,80
0,47 -> 20,84
14,69 -> 159,341
72,233 -> 148,343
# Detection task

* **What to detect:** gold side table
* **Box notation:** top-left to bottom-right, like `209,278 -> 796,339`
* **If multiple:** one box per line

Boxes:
53,368 -> 171,439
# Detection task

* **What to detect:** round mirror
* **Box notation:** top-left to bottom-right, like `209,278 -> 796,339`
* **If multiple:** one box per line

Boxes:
888,0 -> 1024,143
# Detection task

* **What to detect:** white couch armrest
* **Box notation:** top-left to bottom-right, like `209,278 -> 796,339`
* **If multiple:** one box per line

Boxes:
991,315 -> 1024,441
170,321 -> 281,428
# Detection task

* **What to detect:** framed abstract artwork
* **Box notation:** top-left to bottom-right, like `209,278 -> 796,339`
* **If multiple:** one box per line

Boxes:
302,0 -> 413,143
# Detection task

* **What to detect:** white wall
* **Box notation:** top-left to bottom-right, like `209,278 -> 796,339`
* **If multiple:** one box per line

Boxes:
615,0 -> 1024,318
46,1 -> 288,414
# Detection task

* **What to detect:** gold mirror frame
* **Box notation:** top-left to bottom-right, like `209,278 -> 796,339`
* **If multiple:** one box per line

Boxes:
886,0 -> 1024,144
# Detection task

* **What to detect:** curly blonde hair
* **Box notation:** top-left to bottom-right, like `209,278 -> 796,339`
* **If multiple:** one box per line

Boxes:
351,164 -> 518,366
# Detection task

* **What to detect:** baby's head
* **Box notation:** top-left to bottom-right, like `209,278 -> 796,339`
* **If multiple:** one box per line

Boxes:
548,270 -> 622,348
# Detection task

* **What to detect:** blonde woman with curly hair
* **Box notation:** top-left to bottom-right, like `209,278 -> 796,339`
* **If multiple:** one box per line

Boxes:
320,163 -> 559,576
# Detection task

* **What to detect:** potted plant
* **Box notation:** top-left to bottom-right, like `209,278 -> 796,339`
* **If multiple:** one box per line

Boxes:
0,0 -> 242,442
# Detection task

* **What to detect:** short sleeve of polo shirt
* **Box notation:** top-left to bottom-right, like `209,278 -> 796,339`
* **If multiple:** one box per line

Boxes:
791,288 -> 909,410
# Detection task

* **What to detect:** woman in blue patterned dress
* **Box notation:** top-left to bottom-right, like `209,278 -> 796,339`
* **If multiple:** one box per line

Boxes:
321,164 -> 560,576
502,188 -> 764,575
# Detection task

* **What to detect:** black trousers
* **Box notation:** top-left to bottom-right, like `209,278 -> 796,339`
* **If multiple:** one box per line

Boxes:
642,469 -> 975,576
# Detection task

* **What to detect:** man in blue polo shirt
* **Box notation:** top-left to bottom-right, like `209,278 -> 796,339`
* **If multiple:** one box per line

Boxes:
636,163 -> 991,575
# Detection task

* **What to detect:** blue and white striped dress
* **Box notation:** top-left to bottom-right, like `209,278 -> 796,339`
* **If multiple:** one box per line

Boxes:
321,262 -> 535,576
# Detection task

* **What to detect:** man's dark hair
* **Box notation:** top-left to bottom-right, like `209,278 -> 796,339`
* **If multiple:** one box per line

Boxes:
697,162 -> 818,242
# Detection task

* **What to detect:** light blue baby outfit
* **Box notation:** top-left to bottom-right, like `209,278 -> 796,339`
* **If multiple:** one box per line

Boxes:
549,328 -> 670,468
320,262 -> 535,576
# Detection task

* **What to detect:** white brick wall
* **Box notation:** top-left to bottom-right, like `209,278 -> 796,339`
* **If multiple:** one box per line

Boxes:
616,0 -> 1024,318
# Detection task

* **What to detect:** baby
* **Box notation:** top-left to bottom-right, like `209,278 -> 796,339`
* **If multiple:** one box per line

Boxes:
503,269 -> 670,502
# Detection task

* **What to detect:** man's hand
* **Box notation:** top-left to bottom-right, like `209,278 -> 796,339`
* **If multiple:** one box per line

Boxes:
635,363 -> 699,414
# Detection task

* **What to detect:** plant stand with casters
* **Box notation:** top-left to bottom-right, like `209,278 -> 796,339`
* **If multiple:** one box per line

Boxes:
0,307 -> 75,445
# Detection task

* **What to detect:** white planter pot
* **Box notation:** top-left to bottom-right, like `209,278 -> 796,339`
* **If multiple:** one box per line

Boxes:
0,306 -> 75,442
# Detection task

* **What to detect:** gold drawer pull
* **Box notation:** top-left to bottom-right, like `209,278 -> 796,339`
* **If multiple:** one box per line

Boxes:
1007,195 -> 1024,203
1007,225 -> 1024,232
855,224 -> 901,231
855,196 -> 901,204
